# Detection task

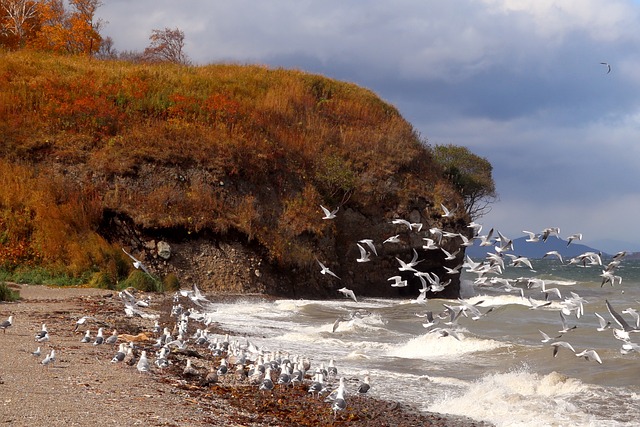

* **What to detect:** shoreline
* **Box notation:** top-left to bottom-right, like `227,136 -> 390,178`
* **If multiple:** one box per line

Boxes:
0,284 -> 492,426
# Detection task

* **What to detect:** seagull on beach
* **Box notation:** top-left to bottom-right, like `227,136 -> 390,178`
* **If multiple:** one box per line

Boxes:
93,327 -> 105,345
35,324 -> 47,341
320,205 -> 339,219
105,329 -> 119,345
41,349 -> 56,367
137,350 -> 151,373
0,315 -> 13,333
357,376 -> 371,394
111,343 -> 126,363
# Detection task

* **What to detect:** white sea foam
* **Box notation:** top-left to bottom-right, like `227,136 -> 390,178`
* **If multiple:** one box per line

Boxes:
386,330 -> 505,360
427,367 -> 605,427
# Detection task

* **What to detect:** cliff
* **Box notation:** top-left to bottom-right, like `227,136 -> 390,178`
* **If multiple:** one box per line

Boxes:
0,51 -> 470,298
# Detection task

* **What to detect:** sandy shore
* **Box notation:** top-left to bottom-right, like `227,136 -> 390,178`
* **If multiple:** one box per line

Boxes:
0,284 -> 491,426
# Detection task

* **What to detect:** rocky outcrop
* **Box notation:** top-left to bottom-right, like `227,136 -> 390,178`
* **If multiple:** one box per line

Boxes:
105,196 -> 470,300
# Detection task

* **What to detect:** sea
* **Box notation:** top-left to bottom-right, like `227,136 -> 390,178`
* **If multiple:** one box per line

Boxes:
197,257 -> 640,427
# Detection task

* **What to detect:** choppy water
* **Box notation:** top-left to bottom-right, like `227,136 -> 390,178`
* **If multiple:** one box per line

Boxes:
198,258 -> 640,427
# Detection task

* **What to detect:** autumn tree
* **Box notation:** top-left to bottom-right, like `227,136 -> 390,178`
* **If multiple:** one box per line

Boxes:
1,0 -> 103,54
0,0 -> 40,49
432,144 -> 498,219
143,27 -> 190,65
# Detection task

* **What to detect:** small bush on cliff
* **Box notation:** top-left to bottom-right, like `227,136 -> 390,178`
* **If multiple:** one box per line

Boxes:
162,273 -> 180,292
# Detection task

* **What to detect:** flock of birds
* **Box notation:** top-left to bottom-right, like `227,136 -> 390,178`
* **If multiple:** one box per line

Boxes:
1,200 -> 639,421
0,278 -> 372,420
315,203 -> 640,365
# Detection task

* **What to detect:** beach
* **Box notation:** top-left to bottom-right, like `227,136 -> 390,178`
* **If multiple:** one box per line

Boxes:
0,284 -> 490,426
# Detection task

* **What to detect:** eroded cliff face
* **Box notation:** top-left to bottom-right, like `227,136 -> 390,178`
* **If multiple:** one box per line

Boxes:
103,190 -> 471,300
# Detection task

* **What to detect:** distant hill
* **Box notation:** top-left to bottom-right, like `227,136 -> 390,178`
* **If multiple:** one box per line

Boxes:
465,235 -> 608,259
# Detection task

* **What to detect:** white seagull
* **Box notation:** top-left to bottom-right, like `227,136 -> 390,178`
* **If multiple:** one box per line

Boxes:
388,276 -> 408,288
358,239 -> 378,256
355,243 -> 371,263
575,349 -> 603,364
337,287 -> 357,303
320,205 -> 339,219
383,234 -> 401,244
551,341 -> 575,357
316,259 -> 341,279
566,233 -> 583,246
122,248 -> 151,275
137,350 -> 151,373
440,203 -> 456,218
0,315 -> 13,333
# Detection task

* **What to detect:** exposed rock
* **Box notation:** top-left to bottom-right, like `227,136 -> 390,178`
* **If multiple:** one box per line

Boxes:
157,241 -> 171,259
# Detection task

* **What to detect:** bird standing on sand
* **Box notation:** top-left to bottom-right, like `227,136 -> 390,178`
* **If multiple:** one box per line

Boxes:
105,329 -> 119,345
358,376 -> 371,394
34,324 -> 47,341
137,350 -> 150,373
41,349 -> 56,367
111,343 -> 126,363
0,315 -> 13,333
93,327 -> 105,346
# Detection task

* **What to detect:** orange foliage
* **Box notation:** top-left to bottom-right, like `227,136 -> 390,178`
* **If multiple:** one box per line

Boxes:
0,50 -> 462,274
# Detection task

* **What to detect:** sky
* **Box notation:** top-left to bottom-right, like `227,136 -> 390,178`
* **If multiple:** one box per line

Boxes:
98,0 -> 640,253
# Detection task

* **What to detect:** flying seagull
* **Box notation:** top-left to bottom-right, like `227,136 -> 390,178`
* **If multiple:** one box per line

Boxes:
122,248 -> 151,275
358,239 -> 378,256
320,205 -> 339,220
316,258 -> 341,279
337,287 -> 357,303
600,62 -> 611,74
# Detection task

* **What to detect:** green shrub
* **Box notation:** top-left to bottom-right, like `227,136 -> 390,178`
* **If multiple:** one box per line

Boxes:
118,270 -> 162,292
162,273 -> 180,292
0,282 -> 19,301
88,271 -> 116,289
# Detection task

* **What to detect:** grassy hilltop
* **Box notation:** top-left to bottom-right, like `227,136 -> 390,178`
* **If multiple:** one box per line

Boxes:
0,50 -> 466,295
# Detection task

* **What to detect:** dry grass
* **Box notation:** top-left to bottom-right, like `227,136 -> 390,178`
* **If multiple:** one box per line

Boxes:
0,50 -> 461,279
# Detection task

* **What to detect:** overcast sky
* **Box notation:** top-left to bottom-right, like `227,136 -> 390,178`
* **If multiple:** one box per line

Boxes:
99,0 -> 640,253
